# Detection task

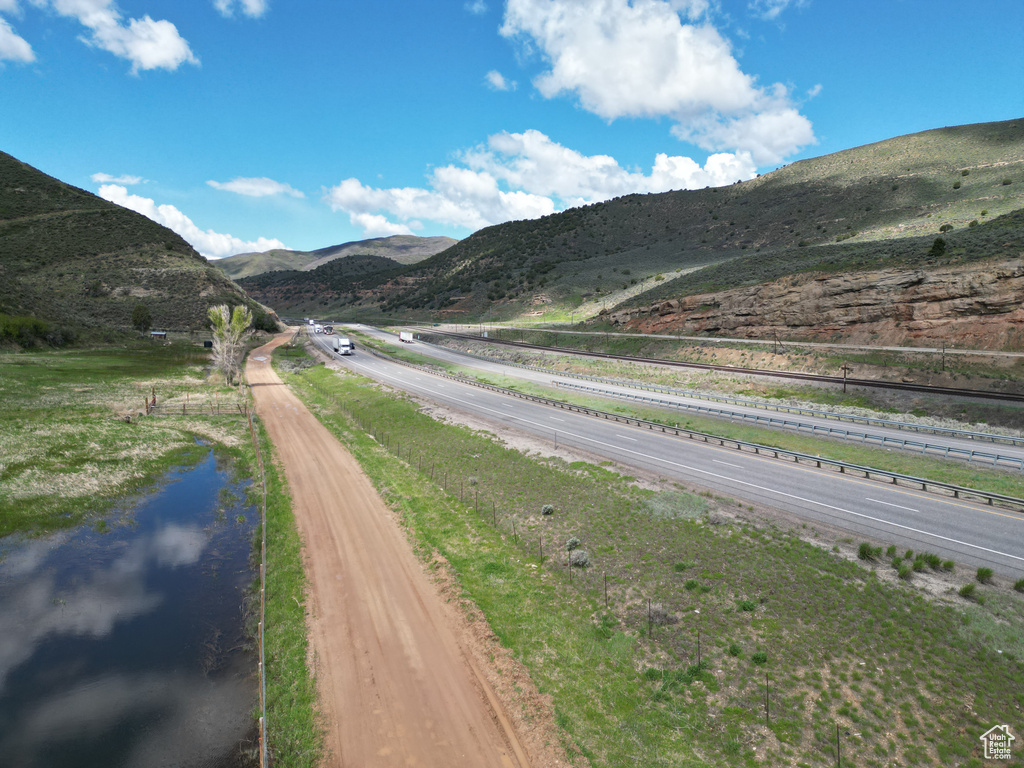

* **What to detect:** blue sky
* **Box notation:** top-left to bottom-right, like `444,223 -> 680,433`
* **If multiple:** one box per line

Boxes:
2,0 -> 1022,259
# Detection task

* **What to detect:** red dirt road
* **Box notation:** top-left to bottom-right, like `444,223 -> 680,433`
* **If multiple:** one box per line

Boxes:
247,334 -> 531,767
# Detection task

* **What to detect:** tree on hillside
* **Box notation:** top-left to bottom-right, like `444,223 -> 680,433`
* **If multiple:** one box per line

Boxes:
131,303 -> 152,334
208,304 -> 253,385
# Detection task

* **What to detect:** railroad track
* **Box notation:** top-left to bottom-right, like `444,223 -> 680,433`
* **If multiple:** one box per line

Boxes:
416,329 -> 1024,403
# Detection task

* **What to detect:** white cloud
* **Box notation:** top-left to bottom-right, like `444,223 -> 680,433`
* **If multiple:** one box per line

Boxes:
207,176 -> 305,198
0,14 -> 34,62
98,184 -> 288,259
214,0 -> 268,19
485,69 -> 515,91
465,0 -> 487,14
325,129 -> 756,237
91,172 -> 144,185
500,0 -> 814,164
749,0 -> 808,21
45,0 -> 197,73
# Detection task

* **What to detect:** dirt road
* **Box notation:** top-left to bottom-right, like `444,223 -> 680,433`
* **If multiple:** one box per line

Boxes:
247,334 -> 531,767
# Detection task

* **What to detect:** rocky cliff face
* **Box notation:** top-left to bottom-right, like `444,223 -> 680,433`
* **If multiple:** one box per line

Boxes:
605,257 -> 1024,350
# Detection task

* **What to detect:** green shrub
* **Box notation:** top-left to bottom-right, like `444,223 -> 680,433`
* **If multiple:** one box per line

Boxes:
569,549 -> 590,568
566,536 -> 581,552
968,219 -> 979,227
942,560 -> 955,572
976,567 -> 994,584
541,504 -> 554,516
728,643 -> 742,657
673,561 -> 694,572
684,579 -> 700,591
738,599 -> 757,612
1002,178 -> 1013,185
922,553 -> 942,569
1013,579 -> 1024,593
959,583 -> 977,600
961,169 -> 970,176
897,564 -> 913,581
858,542 -> 882,561
952,181 -> 961,190
885,545 -> 897,558
752,651 -> 768,665
912,556 -> 927,572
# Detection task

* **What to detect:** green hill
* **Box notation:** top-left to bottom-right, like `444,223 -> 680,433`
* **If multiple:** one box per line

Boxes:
0,151 -> 273,345
265,118 -> 1023,324
216,234 -> 457,280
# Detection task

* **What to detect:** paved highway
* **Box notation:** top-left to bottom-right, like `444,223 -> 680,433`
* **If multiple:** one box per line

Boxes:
366,326 -> 1024,470
309,328 -> 1024,580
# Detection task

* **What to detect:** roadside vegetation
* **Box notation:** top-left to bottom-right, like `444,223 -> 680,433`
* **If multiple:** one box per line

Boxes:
280,341 -> 1024,767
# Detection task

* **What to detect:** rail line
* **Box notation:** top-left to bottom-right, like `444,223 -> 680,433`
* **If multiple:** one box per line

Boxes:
416,329 -> 1024,403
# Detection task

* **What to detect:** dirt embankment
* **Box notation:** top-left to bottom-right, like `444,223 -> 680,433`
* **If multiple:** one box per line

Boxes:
608,257 -> 1024,351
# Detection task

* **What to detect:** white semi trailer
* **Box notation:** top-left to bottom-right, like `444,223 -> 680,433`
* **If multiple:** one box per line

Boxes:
333,337 -> 354,355
399,331 -> 413,343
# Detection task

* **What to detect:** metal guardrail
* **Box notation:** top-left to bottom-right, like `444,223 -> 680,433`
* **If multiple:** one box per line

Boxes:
360,343 -> 1024,513
554,380 -> 1024,471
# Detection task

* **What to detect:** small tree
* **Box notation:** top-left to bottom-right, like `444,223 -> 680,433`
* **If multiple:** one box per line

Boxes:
131,303 -> 152,335
208,304 -> 253,385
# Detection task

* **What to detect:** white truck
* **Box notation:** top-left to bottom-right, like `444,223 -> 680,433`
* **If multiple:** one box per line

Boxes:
314,324 -> 322,334
333,336 -> 354,355
399,331 -> 414,343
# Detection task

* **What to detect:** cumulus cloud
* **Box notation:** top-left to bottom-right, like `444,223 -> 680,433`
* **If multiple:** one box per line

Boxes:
485,69 -> 515,91
44,0 -> 197,73
325,129 -> 756,237
214,0 -> 269,19
0,14 -> 34,63
207,176 -> 305,198
91,172 -> 145,185
465,0 -> 487,14
98,184 -> 288,259
500,0 -> 814,165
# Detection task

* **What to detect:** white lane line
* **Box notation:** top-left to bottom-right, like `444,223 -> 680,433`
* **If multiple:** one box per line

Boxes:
549,416 -> 565,422
714,459 -> 743,469
867,497 -> 919,513
615,434 -> 638,442
365,365 -> 1024,565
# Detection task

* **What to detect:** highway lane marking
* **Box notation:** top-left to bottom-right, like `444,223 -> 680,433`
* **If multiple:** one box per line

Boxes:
352,363 -> 1024,562
549,417 -> 565,422
615,434 -> 638,442
867,497 -> 919,513
714,459 -> 743,469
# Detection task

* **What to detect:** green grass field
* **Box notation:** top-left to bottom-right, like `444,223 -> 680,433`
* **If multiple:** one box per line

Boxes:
278,342 -> 1024,768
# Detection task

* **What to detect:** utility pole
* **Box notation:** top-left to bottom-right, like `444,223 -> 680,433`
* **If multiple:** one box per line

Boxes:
841,361 -> 852,393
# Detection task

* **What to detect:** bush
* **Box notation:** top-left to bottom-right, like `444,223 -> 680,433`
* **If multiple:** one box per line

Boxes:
752,651 -> 768,665
541,504 -> 554,516
1014,579 -> 1024,593
858,543 -> 881,561
728,643 -> 742,657
738,599 -> 757,612
923,553 -> 942,569
897,564 -> 913,581
976,567 -> 994,584
952,181 -> 961,190
1002,178 -> 1013,185
684,579 -> 700,591
569,549 -> 590,568
885,545 -> 897,558
942,560 -> 956,572
959,583 -> 977,600
566,536 -> 581,552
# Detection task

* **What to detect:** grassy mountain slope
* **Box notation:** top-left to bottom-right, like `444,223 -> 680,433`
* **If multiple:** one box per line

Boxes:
217,235 -> 458,280
264,118 -> 1023,324
0,150 -> 271,342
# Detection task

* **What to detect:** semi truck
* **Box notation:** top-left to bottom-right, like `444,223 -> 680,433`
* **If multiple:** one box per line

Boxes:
399,331 -> 414,343
333,337 -> 354,355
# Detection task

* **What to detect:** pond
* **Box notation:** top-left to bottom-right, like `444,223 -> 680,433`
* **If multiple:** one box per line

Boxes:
0,450 -> 259,768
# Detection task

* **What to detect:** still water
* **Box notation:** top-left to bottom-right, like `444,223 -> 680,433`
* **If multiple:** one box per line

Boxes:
0,451 -> 259,768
